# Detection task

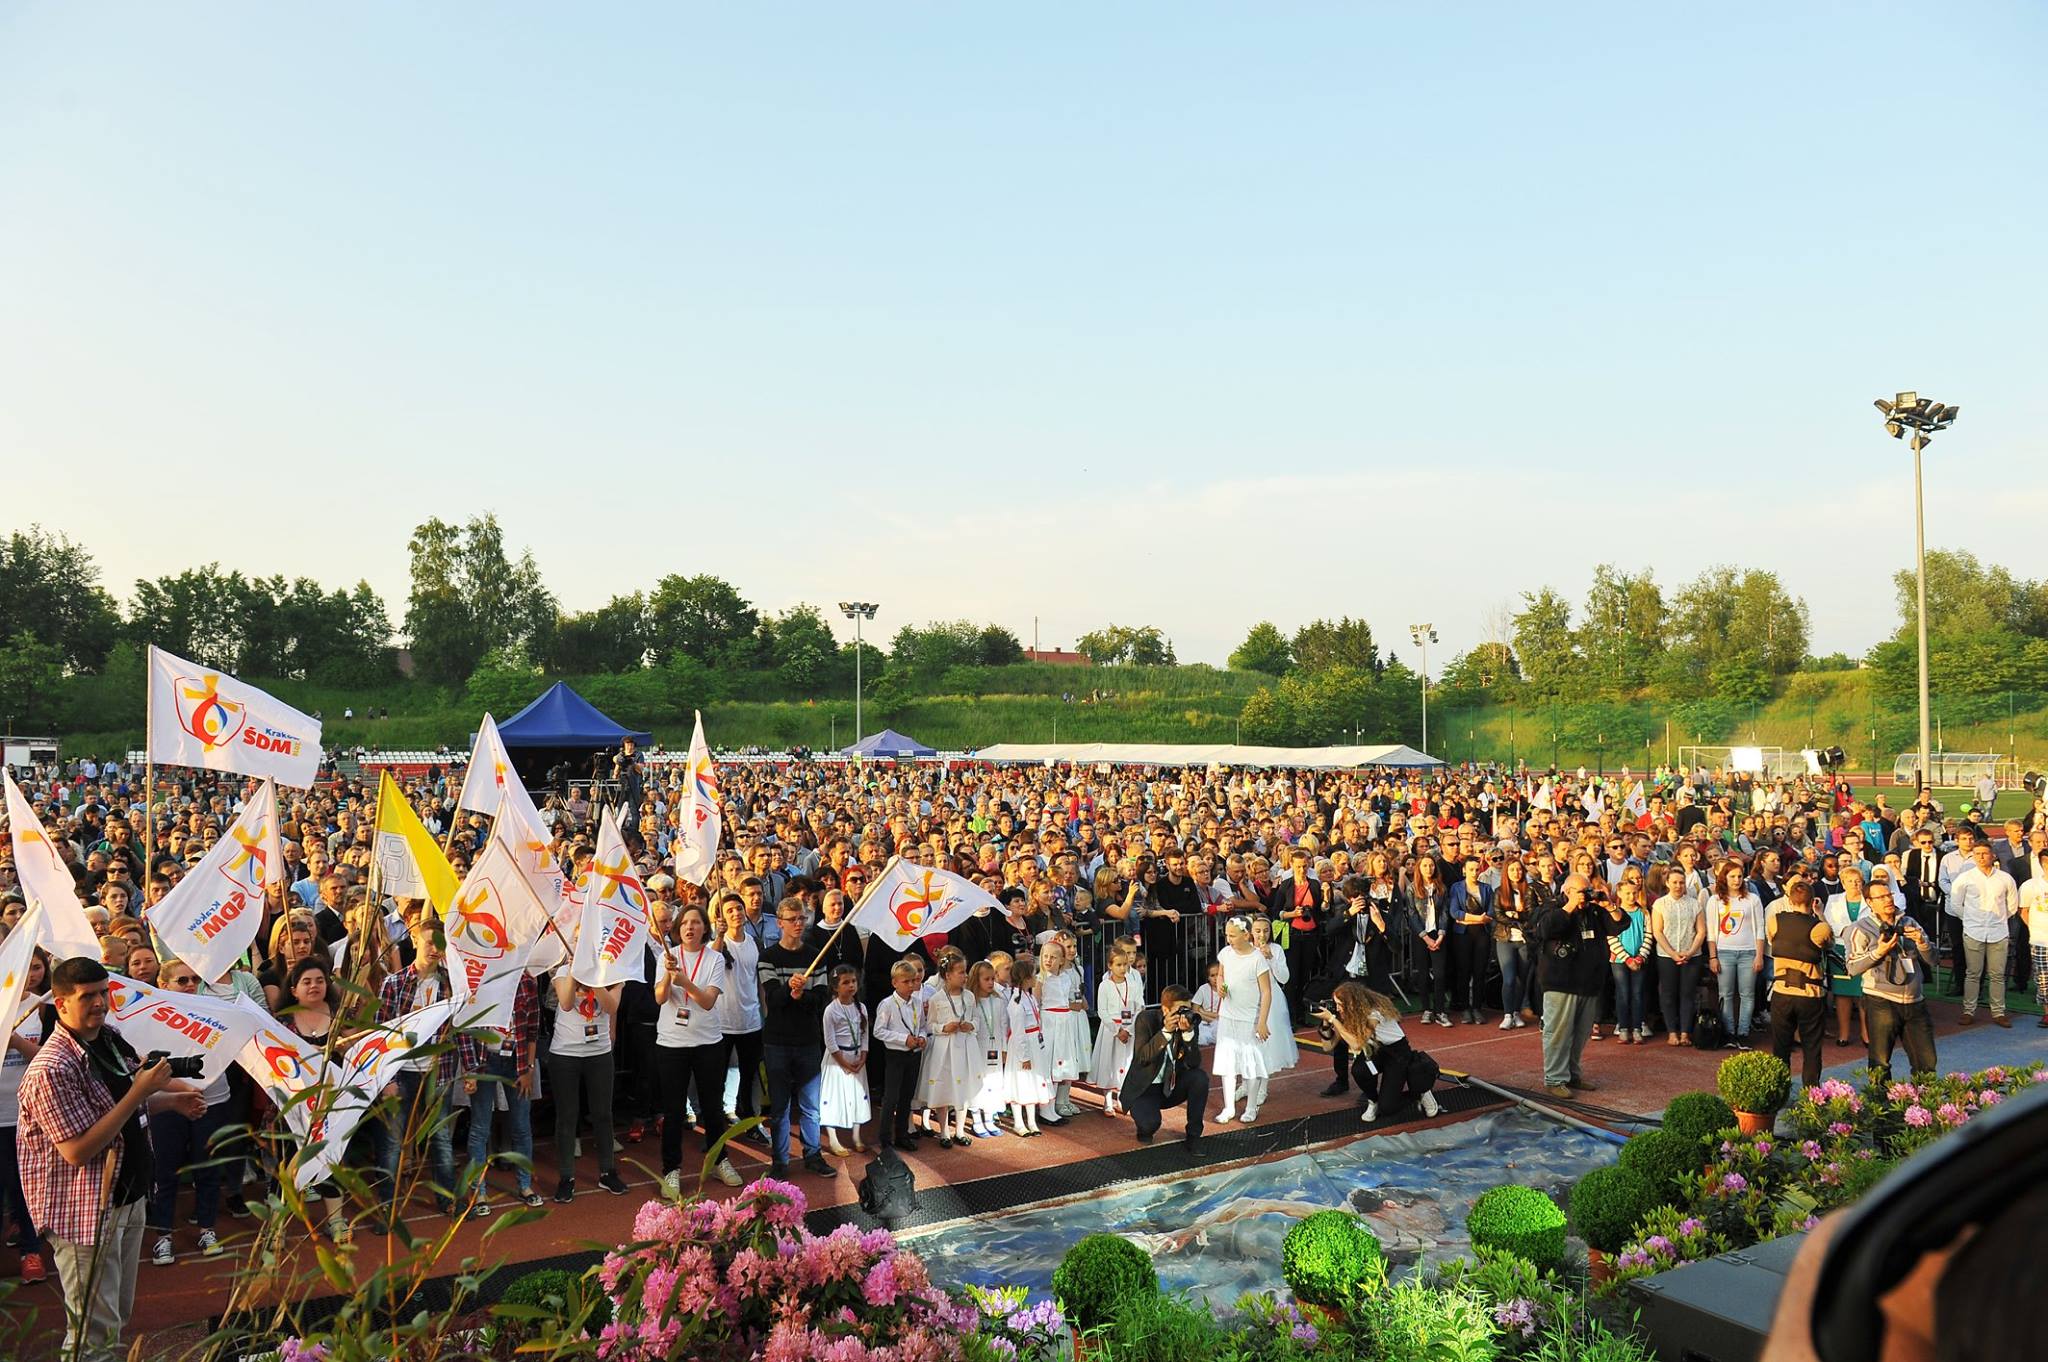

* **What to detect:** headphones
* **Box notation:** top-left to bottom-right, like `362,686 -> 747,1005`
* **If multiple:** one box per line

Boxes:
1809,1077 -> 2048,1360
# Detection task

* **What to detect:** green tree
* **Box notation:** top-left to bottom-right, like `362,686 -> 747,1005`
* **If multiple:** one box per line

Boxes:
1890,549 -> 2040,638
1511,588 -> 1579,699
0,528 -> 122,672
646,573 -> 759,668
1578,565 -> 1665,696
1229,621 -> 1294,675
975,625 -> 1024,667
1436,642 -> 1519,705
404,515 -> 557,686
890,621 -> 981,676
766,604 -> 840,692
1290,617 -> 1379,675
127,565 -> 250,671
550,593 -> 650,673
1076,624 -> 1174,665
0,631 -> 66,728
1237,685 -> 1299,744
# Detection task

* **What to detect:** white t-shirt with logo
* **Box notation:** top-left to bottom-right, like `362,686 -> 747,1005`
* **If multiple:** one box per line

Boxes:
656,947 -> 727,1049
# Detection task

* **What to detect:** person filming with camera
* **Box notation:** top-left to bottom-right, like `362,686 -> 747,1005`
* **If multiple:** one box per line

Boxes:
1312,982 -> 1442,1125
1843,878 -> 1939,1077
1118,984 -> 1209,1153
17,957 -> 208,1362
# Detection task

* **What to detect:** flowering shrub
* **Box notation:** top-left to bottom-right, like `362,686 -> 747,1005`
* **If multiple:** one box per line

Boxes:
1432,1247 -> 1574,1356
1600,1208 -> 1727,1295
595,1178 -> 975,1362
961,1285 -> 1067,1361
1225,1292 -> 1336,1360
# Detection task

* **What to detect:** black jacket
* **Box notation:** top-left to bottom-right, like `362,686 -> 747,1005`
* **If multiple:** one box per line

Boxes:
1119,1003 -> 1203,1106
757,940 -> 829,1051
1527,899 -> 1619,997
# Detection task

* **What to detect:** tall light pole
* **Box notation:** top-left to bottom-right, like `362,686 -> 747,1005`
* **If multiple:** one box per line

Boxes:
1874,393 -> 1959,793
1409,623 -> 1437,755
838,601 -> 880,750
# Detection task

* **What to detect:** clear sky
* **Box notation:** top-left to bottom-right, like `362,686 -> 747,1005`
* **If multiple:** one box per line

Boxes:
4,3 -> 2044,667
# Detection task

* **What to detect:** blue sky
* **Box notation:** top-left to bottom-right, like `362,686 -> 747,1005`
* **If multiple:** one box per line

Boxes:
4,3 -> 2044,667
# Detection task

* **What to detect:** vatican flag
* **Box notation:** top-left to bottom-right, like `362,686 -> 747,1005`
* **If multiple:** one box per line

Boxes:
374,769 -> 458,913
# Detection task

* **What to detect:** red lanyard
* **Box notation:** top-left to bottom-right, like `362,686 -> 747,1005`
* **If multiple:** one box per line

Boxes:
1113,977 -> 1131,1017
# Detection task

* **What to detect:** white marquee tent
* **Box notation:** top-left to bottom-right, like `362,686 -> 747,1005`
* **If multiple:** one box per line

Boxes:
969,742 -> 1442,769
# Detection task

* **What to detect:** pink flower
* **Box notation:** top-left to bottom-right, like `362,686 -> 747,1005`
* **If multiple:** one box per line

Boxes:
1828,1121 -> 1854,1137
1719,1172 -> 1749,1195
1978,1090 -> 2003,1107
1887,1082 -> 1920,1102
1800,1140 -> 1823,1160
1936,1102 -> 1966,1126
1904,1104 -> 1933,1128
862,1258 -> 902,1307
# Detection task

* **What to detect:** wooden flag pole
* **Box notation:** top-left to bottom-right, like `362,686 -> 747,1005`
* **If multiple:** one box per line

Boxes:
800,855 -> 895,980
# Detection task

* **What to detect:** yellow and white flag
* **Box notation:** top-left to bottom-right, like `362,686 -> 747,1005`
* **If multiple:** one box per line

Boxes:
454,713 -> 564,911
374,769 -> 458,912
570,808 -> 651,986
673,710 -> 722,887
146,644 -> 322,788
849,857 -> 1003,955
146,780 -> 285,984
4,770 -> 102,961
444,837 -> 551,1026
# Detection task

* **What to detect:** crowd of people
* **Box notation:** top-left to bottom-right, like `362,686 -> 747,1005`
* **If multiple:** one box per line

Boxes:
3,747 -> 2045,1355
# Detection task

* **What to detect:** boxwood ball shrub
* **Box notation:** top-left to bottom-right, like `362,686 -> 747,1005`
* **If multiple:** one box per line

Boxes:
1662,1092 -> 1737,1152
1281,1209 -> 1384,1309
1464,1185 -> 1568,1269
501,1265 -> 612,1331
1053,1232 -> 1159,1330
1717,1052 -> 1792,1116
1569,1165 -> 1661,1255
1617,1129 -> 1697,1205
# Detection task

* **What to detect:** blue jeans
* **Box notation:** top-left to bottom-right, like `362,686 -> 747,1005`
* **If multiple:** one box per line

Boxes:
147,1100 -> 227,1232
1717,949 -> 1758,1037
762,1043 -> 823,1165
1495,940 -> 1532,1016
465,1052 -> 534,1194
379,1070 -> 457,1208
1609,963 -> 1648,1033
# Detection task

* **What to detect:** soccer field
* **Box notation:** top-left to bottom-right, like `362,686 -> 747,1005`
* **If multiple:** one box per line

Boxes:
1844,784 -> 2034,822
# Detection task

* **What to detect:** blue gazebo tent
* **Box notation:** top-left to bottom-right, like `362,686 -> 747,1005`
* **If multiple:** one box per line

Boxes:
496,682 -> 652,747
840,728 -> 937,760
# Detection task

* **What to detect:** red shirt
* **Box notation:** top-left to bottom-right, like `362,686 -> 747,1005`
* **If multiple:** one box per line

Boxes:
18,1026 -> 129,1246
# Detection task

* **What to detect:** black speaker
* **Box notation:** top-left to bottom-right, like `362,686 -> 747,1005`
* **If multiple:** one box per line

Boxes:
1628,1230 -> 1807,1362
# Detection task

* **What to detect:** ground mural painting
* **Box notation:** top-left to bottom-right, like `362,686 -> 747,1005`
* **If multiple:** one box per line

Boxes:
908,1110 -> 1616,1308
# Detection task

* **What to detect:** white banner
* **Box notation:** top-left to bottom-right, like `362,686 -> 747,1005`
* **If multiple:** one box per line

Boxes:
105,973 -> 265,1087
672,710 -> 722,888
3,771 -> 101,960
147,780 -> 284,983
570,808 -> 650,986
146,645 -> 322,788
0,905 -> 47,1042
848,857 -> 1003,955
454,713 -> 566,917
444,838 -> 549,1028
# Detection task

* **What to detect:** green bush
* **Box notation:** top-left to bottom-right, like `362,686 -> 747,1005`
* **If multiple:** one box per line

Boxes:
498,1265 -> 611,1332
1616,1130 -> 1696,1205
1464,1185 -> 1567,1269
1105,1290 -> 1224,1362
1717,1052 -> 1792,1115
1661,1092 -> 1736,1152
1568,1166 -> 1661,1256
1280,1210 -> 1384,1310
1371,1279 -> 1501,1362
1053,1232 -> 1159,1330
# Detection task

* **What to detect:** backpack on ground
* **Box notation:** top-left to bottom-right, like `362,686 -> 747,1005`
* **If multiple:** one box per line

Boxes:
857,1148 -> 918,1226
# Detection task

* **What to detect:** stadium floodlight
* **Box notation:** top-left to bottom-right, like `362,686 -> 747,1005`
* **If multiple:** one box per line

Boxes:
839,602 -> 882,748
1877,392 -> 1959,793
1408,624 -> 1438,756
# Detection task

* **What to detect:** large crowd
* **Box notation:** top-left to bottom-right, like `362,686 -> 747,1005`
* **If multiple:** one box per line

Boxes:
4,748 -> 2045,1344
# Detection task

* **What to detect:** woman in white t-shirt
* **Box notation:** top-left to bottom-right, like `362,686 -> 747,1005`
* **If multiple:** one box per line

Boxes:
713,894 -> 764,1133
0,947 -> 49,1281
547,969 -> 624,1202
1706,860 -> 1765,1039
653,904 -> 741,1189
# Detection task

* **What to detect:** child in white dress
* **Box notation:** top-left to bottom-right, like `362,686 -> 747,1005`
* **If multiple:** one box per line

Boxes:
1090,944 -> 1141,1117
819,965 -> 871,1156
908,956 -> 942,1136
1039,941 -> 1090,1118
1192,962 -> 1224,1048
966,960 -> 1010,1138
1250,915 -> 1300,1074
920,949 -> 979,1147
1005,954 -> 1052,1133
1213,916 -> 1275,1124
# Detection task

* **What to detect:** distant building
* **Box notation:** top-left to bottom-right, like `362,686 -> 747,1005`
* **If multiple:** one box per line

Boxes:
1027,647 -> 1090,666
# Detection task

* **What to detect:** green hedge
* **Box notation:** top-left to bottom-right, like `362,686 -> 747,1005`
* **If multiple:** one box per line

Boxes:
1054,1233 -> 1159,1330
1464,1185 -> 1567,1269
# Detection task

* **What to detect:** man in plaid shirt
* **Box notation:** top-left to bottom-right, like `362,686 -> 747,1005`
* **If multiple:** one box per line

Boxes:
457,969 -> 544,1212
19,958 -> 207,1362
373,920 -> 461,1227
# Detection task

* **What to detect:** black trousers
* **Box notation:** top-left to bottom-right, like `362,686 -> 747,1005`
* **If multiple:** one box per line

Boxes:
717,1028 -> 765,1120
1283,931 -> 1321,1012
657,1042 -> 729,1173
1942,913 -> 1966,993
1418,942 -> 1451,1014
875,1045 -> 923,1143
1770,992 -> 1827,1086
1448,931 -> 1489,1013
1351,1037 -> 1432,1117
1128,1069 -> 1210,1147
1864,996 -> 1938,1078
617,1019 -> 660,1122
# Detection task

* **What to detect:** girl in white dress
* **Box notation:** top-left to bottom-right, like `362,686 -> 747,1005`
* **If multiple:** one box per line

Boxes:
1039,941 -> 1090,1117
1005,954 -> 1053,1133
1090,943 -> 1141,1116
819,965 -> 871,1156
1191,961 -> 1223,1048
907,956 -> 943,1137
966,960 -> 1010,1138
1213,916 -> 1275,1124
920,949 -> 979,1147
1250,915 -> 1299,1074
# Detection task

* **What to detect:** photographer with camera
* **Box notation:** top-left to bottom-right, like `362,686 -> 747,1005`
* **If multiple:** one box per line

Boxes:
1312,982 -> 1442,1125
1118,984 -> 1208,1154
1843,879 -> 1938,1077
17,956 -> 208,1362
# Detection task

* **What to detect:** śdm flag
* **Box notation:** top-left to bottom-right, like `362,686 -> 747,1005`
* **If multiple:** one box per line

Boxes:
6,769 -> 107,961
147,779 -> 285,984
0,904 -> 47,1045
146,644 -> 322,788
104,972 -> 264,1088
444,837 -> 550,1028
455,712 -> 565,914
849,858 -> 1004,955
673,710 -> 721,888
375,769 -> 457,913
570,808 -> 650,986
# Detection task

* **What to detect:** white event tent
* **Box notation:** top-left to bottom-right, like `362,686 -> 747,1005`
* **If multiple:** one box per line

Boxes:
969,742 -> 1442,769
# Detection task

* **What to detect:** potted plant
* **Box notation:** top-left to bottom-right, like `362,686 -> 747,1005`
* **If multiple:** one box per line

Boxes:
1717,1052 -> 1792,1134
1053,1233 -> 1158,1357
1280,1209 -> 1383,1325
1463,1185 -> 1568,1270
1568,1165 -> 1660,1282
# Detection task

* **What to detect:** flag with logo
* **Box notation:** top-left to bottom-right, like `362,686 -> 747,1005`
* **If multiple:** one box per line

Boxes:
570,807 -> 651,986
454,713 -> 565,912
0,904 -> 47,1043
848,857 -> 1003,954
374,769 -> 458,912
147,780 -> 285,983
146,644 -> 322,788
672,710 -> 722,887
444,837 -> 551,1027
105,973 -> 265,1086
4,770 -> 103,961
1625,781 -> 1648,819
1531,779 -> 1554,812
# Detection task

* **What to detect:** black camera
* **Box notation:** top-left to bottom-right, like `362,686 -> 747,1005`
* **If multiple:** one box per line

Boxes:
146,1050 -> 206,1080
1878,921 -> 1903,944
1304,995 -> 1337,1041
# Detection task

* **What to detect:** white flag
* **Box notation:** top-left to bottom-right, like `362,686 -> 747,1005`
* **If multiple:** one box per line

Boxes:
104,973 -> 265,1087
146,645 -> 322,788
147,780 -> 284,984
570,808 -> 650,986
455,713 -> 565,913
849,857 -> 1004,955
673,710 -> 722,888
1582,786 -> 1606,819
444,838 -> 550,1027
1531,780 -> 1554,812
0,905 -> 48,1043
1625,781 -> 1648,818
4,770 -> 101,961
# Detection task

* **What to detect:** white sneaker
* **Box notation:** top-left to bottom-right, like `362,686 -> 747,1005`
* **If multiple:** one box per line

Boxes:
152,1236 -> 175,1267
1419,1091 -> 1441,1118
1419,1011 -> 1435,1025
1498,1016 -> 1514,1030
198,1229 -> 222,1257
712,1159 -> 742,1188
1360,1101 -> 1378,1124
1241,1105 -> 1261,1122
1214,1109 -> 1237,1124
661,1170 -> 682,1196
1435,1014 -> 1453,1028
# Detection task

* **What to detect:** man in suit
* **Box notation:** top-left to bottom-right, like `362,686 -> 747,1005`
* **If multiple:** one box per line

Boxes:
1901,827 -> 1945,957
1121,985 -> 1208,1154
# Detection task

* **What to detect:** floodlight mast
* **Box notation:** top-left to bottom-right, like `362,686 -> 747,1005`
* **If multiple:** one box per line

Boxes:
839,601 -> 881,749
1409,624 -> 1439,756
1874,393 -> 1958,794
